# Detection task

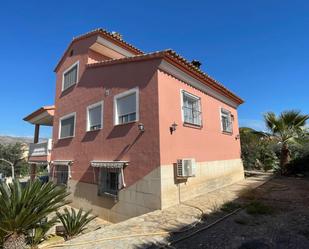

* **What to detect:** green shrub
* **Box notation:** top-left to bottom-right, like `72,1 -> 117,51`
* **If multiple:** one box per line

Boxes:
56,208 -> 97,240
221,202 -> 243,212
246,201 -> 273,215
240,127 -> 279,171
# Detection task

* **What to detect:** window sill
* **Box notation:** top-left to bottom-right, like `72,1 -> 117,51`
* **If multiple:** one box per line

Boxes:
222,131 -> 233,135
183,122 -> 203,129
114,120 -> 137,127
86,128 -> 102,133
98,192 -> 118,199
58,136 -> 74,140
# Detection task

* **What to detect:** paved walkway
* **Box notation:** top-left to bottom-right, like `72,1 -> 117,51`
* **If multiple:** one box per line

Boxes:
45,174 -> 272,249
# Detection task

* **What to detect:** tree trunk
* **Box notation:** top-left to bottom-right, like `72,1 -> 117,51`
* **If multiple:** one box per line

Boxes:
280,143 -> 290,175
3,233 -> 27,249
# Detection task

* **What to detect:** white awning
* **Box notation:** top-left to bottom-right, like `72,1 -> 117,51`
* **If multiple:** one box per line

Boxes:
90,161 -> 128,169
28,161 -> 49,165
52,160 -> 73,166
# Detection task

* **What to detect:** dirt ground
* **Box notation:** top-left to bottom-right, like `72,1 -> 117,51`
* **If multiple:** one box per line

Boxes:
171,176 -> 309,249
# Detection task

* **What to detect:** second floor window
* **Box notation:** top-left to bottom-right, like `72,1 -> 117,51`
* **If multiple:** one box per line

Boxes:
62,61 -> 79,91
182,91 -> 202,126
59,113 -> 76,139
221,108 -> 233,133
87,101 -> 103,131
114,88 -> 139,125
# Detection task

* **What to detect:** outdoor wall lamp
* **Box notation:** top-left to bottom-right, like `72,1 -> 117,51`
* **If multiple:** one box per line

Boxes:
170,122 -> 178,134
138,123 -> 145,132
235,134 -> 240,140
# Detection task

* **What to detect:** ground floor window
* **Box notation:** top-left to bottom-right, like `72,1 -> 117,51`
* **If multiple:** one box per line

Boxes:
98,168 -> 125,197
56,165 -> 69,185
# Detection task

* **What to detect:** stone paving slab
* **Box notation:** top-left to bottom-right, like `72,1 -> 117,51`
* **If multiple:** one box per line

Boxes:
45,174 -> 272,249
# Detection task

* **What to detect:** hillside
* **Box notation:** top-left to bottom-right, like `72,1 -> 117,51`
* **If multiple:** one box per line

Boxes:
0,136 -> 34,145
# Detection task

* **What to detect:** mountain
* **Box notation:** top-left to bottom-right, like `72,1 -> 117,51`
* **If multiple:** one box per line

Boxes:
0,136 -> 34,145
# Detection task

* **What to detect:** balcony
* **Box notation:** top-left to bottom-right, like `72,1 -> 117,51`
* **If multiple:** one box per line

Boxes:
28,139 -> 52,164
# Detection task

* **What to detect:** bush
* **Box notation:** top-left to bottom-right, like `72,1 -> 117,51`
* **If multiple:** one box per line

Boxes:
285,154 -> 309,175
56,208 -> 97,240
240,127 -> 278,171
246,201 -> 273,215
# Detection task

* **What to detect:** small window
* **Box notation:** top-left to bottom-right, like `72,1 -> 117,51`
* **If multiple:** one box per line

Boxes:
98,168 -> 124,197
59,113 -> 76,139
181,91 -> 202,126
56,165 -> 68,186
62,61 -> 79,91
87,101 -> 103,131
221,109 -> 233,133
114,88 -> 139,125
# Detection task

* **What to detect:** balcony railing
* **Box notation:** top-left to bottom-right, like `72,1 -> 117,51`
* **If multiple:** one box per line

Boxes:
29,139 -> 52,157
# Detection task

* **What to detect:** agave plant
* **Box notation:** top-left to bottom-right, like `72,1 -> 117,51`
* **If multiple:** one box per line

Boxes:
0,180 -> 70,249
56,207 -> 97,240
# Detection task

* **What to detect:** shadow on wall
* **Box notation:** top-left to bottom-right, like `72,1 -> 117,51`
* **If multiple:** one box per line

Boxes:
82,130 -> 100,142
106,123 -> 135,139
72,131 -> 144,213
53,137 -> 73,149
72,179 -> 118,213
114,132 -> 143,160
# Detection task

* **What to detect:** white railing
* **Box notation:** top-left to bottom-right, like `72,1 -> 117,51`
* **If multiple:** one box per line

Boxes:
29,139 -> 52,157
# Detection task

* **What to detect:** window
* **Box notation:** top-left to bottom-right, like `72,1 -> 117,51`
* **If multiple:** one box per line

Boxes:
59,113 -> 76,139
56,165 -> 68,185
181,91 -> 202,126
98,168 -> 124,197
221,108 -> 233,133
87,101 -> 103,131
114,88 -> 139,125
62,61 -> 79,91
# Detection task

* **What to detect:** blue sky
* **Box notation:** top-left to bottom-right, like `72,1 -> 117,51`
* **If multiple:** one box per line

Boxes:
0,0 -> 308,138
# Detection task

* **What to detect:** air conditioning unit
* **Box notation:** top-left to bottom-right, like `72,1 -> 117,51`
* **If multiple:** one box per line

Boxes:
176,158 -> 196,178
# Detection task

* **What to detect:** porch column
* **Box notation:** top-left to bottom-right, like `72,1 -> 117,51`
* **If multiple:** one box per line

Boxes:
30,124 -> 40,181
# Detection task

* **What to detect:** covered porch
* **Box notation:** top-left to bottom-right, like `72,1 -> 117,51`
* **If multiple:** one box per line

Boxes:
23,105 -> 55,180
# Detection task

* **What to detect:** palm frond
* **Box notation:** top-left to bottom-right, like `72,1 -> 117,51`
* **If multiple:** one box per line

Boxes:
0,180 -> 70,240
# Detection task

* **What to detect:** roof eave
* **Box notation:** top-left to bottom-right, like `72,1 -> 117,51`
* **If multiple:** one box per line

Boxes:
54,29 -> 144,73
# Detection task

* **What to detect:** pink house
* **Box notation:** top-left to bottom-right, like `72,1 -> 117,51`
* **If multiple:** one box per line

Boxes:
24,29 -> 244,222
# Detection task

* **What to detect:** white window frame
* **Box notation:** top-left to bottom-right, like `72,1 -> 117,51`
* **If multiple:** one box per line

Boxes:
62,61 -> 79,92
58,112 -> 76,139
220,108 -> 233,133
113,87 -> 139,125
86,101 -> 104,132
180,89 -> 202,126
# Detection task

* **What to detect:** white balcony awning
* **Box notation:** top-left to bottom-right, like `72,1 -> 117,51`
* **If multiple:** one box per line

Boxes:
52,160 -> 73,166
90,161 -> 128,169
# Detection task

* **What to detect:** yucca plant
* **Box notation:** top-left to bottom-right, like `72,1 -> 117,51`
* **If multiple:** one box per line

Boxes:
56,207 -> 97,240
0,180 -> 70,249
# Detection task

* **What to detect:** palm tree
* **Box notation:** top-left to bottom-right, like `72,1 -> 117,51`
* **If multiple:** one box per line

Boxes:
0,180 -> 70,249
264,110 -> 309,173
